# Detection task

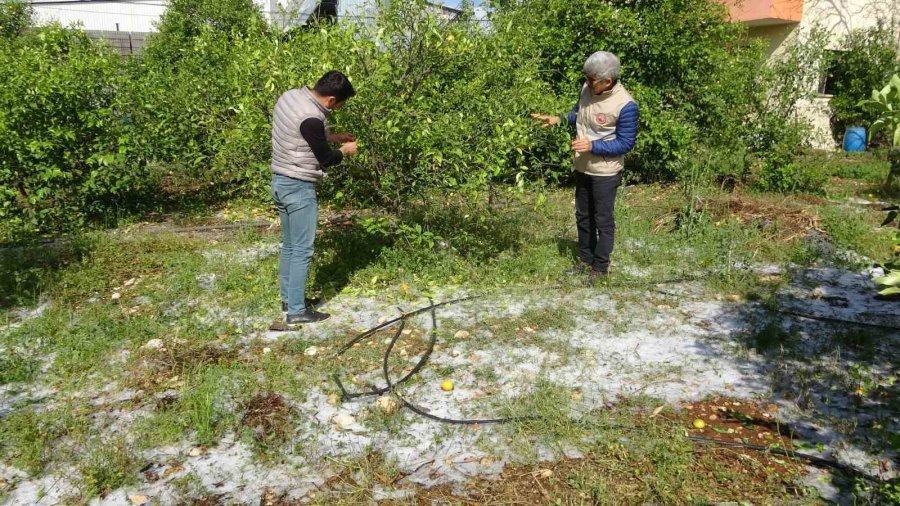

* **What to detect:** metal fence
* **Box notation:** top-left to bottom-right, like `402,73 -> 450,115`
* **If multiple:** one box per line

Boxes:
85,30 -> 150,57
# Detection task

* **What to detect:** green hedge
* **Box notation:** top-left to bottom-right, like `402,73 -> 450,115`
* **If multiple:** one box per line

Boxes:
0,0 -> 828,238
0,21 -> 137,236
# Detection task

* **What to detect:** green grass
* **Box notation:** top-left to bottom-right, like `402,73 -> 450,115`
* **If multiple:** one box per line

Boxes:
0,406 -> 88,476
308,449 -> 404,506
77,437 -> 140,499
797,150 -> 891,183
821,205 -> 894,261
0,173 -> 894,502
0,351 -> 38,385
498,380 -> 583,457
0,410 -> 53,476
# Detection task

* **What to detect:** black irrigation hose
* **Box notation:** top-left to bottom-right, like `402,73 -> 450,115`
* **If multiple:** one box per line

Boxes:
329,287 -> 890,479
333,315 -> 435,400
335,295 -> 477,355
332,295 -> 537,424
331,273 -> 789,407
332,273 -> 713,420
775,308 -> 900,331
688,435 -> 883,483
331,295 -> 477,400
381,306 -> 540,425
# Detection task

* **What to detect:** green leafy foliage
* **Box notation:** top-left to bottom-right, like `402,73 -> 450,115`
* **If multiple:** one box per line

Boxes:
863,74 -> 900,149
746,27 -> 832,194
488,0 -> 788,181
862,74 -> 900,189
333,1 -> 561,208
123,0 -> 560,210
0,15 -> 140,236
828,21 -> 899,140
0,0 -> 31,39
142,0 -> 270,64
755,162 -> 829,195
875,230 -> 900,297
0,0 -> 839,237
121,19 -> 276,201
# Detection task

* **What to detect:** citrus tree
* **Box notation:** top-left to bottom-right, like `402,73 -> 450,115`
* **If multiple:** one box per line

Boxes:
0,7 -> 133,237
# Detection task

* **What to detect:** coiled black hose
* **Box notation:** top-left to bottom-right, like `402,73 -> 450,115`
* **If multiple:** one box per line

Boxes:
329,292 -> 887,482
333,295 -> 536,424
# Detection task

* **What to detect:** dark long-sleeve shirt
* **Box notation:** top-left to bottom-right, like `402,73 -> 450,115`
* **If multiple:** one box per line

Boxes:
299,118 -> 343,167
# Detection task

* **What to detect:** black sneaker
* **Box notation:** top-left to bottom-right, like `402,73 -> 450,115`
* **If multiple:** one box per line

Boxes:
282,298 -> 321,312
286,308 -> 331,324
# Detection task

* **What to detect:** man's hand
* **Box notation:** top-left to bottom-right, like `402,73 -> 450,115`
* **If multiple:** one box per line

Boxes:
530,113 -> 560,128
339,141 -> 358,157
328,132 -> 355,143
572,137 -> 592,153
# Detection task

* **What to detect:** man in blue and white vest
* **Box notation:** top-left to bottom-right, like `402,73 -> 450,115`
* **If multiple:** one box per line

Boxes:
533,51 -> 639,283
270,71 -> 358,325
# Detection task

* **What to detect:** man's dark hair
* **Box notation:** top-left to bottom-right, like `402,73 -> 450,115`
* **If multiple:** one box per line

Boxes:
313,71 -> 356,102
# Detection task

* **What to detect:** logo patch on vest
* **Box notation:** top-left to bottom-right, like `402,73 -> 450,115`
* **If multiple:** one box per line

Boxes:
595,113 -> 608,125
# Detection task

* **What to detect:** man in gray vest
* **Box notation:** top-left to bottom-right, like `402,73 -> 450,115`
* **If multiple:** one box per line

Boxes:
532,51 -> 639,284
271,71 -> 358,324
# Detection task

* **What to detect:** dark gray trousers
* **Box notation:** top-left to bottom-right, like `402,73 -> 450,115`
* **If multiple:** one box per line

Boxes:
574,171 -> 622,273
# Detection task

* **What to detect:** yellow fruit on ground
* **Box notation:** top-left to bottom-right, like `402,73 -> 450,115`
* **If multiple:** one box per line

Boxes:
692,419 -> 706,429
441,379 -> 454,392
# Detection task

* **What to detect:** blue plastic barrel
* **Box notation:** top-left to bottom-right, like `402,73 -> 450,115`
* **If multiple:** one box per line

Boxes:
843,126 -> 866,152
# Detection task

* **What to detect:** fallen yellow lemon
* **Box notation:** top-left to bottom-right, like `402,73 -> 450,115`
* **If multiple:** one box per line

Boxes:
692,419 -> 706,429
441,379 -> 454,392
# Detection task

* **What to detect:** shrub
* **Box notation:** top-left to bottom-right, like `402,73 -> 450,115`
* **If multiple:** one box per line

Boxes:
0,0 -> 31,39
119,0 -> 276,202
0,14 -> 138,236
742,26 -> 831,187
828,21 -> 899,142
124,0 -> 560,209
332,1 -> 561,208
0,0 -> 842,235
755,162 -> 828,194
489,0 -> 765,181
142,0 -> 269,64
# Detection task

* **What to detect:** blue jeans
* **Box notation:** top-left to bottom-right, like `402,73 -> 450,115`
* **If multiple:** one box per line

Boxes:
271,174 -> 317,315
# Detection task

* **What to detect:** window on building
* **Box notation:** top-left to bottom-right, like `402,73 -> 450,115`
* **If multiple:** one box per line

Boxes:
818,50 -> 843,96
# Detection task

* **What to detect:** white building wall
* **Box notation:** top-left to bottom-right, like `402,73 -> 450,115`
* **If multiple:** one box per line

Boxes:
28,0 -> 329,32
30,0 -> 168,32
801,0 -> 899,42
28,1 -> 455,33
751,0 -> 900,149
339,0 -> 379,22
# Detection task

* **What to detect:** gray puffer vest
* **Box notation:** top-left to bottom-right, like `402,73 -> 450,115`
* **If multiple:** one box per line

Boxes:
270,87 -> 329,183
